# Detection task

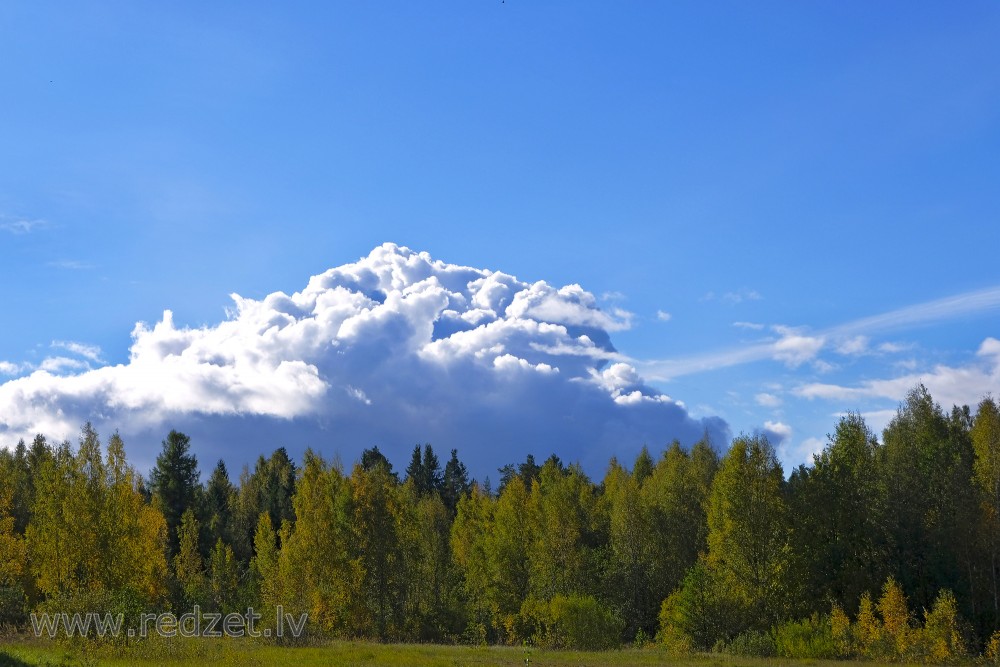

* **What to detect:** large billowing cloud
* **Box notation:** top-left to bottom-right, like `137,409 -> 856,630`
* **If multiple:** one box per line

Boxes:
0,244 -> 727,478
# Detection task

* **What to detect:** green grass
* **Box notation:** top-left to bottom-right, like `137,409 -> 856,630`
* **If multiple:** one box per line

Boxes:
0,638 -> 945,667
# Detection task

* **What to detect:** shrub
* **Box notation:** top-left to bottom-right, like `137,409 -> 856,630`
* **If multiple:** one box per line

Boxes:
520,594 -> 622,650
855,590 -> 884,659
830,603 -> 852,657
773,613 -> 840,659
33,587 -> 147,648
719,629 -> 775,657
656,623 -> 693,656
878,577 -> 913,659
916,589 -> 966,663
657,560 -> 741,650
546,594 -> 622,650
986,629 -> 1000,664
0,583 -> 27,626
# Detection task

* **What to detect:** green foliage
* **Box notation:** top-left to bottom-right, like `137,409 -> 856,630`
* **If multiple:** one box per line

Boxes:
987,629 -> 1000,664
449,484 -> 495,641
0,480 -> 28,625
705,433 -> 789,631
916,589 -> 966,663
854,590 -> 882,659
0,583 -> 27,626
173,509 -> 207,609
641,440 -> 717,628
773,613 -> 840,659
877,576 -> 913,660
520,594 -> 622,650
350,460 -> 407,639
149,430 -> 200,560
485,476 -> 532,641
527,461 -> 598,601
404,493 -> 462,641
440,449 -> 470,516
203,460 -> 235,551
606,467 -> 653,639
656,559 -> 738,650
207,539 -> 239,613
232,449 -> 296,563
26,426 -> 167,605
655,623 -> 692,656
8,383 -> 1000,655
405,444 -> 442,497
269,450 -> 355,635
716,629 -> 775,657
34,586 -> 145,648
787,413 -> 886,616
881,386 -> 978,616
974,396 -> 1000,630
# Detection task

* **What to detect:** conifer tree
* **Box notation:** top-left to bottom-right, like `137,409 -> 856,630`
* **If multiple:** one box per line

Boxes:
441,449 -> 470,515
150,430 -> 201,559
204,460 -> 235,550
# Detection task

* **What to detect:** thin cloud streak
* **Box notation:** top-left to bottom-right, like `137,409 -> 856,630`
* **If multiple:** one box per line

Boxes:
827,285 -> 1000,336
0,218 -> 47,234
642,285 -> 1000,380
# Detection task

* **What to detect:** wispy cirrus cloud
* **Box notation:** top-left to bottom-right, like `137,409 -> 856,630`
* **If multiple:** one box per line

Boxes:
702,288 -> 763,304
51,341 -> 103,363
795,337 -> 1000,411
45,260 -> 95,270
0,217 -> 47,234
827,286 -> 1000,337
643,285 -> 1000,380
722,288 -> 762,304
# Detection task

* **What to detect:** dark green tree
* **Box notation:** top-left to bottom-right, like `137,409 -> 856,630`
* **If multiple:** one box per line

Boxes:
149,430 -> 201,559
232,448 -> 296,562
642,440 -> 718,620
441,449 -> 470,516
497,454 -> 542,494
361,446 -> 394,475
972,396 -> 1000,629
405,444 -> 442,497
632,445 -> 654,485
882,385 -> 978,616
787,412 -> 888,615
351,460 -> 406,639
204,460 -> 235,552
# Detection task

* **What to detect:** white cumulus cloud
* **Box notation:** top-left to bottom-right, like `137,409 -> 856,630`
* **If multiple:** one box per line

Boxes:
772,326 -> 826,368
0,243 -> 727,475
0,361 -> 23,376
762,420 -> 792,445
755,392 -> 783,408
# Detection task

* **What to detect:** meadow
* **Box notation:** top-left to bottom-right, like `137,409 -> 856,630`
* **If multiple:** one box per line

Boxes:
0,638 -> 939,667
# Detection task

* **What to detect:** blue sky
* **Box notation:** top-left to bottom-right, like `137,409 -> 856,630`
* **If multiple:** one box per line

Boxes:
1,2 -> 999,478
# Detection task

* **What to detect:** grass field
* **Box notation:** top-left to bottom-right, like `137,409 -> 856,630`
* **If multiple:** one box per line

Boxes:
0,638 -> 938,667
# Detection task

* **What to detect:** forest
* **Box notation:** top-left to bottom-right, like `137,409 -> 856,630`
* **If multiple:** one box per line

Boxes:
1,383 -> 999,662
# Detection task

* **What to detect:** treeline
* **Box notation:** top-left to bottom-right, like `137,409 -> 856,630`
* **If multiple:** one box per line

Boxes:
1,384 -> 1000,660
